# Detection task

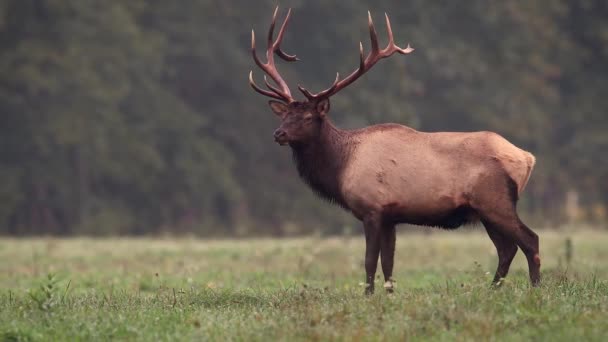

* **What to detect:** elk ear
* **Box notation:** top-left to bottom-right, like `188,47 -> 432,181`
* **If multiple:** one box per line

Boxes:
315,98 -> 330,117
269,100 -> 289,117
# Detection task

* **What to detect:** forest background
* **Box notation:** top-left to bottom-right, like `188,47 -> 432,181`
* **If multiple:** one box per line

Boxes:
1,0 -> 606,236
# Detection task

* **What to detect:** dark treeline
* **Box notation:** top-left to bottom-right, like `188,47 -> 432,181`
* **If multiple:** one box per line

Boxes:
1,0 -> 606,236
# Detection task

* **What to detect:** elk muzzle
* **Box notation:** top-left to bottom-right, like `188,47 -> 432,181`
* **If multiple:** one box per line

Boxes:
273,128 -> 289,145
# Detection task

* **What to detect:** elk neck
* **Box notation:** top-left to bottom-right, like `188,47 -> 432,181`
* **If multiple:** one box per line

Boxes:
290,118 -> 356,207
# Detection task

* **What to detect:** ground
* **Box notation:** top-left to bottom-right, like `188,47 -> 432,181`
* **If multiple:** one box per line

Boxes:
1,229 -> 607,341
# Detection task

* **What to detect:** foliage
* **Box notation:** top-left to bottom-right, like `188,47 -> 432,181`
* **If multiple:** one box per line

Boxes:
26,273 -> 71,312
1,230 -> 608,340
0,0 -> 607,235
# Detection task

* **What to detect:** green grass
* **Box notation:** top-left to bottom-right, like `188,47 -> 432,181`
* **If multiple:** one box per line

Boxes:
1,229 -> 608,341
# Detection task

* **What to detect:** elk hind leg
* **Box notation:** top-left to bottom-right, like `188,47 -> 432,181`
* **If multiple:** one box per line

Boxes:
483,222 -> 518,286
517,218 -> 541,286
474,177 -> 541,286
479,209 -> 540,286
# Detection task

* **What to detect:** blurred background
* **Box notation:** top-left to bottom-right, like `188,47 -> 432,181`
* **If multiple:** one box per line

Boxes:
0,0 -> 606,236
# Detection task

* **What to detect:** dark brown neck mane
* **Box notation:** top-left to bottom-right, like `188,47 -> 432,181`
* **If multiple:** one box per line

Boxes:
290,119 -> 356,207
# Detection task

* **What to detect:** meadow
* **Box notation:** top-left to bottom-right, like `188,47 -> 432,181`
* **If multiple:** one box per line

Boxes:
1,229 -> 607,341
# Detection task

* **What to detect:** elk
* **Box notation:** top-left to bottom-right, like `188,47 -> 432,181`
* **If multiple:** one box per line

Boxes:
249,7 -> 540,294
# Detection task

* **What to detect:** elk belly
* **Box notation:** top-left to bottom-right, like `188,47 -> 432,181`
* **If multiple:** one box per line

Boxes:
340,150 -> 471,225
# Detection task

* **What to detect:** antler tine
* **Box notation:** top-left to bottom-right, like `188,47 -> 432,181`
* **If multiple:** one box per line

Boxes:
315,72 -> 341,98
263,75 -> 285,97
249,71 -> 285,100
297,11 -> 414,101
298,72 -> 340,100
359,42 -> 366,71
297,86 -> 314,100
267,7 -> 278,50
249,7 -> 297,103
251,29 -> 265,70
274,8 -> 299,62
384,13 -> 394,46
368,11 -> 379,54
383,13 -> 415,55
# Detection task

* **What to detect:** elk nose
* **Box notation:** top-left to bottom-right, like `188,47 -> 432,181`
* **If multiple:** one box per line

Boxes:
273,129 -> 287,140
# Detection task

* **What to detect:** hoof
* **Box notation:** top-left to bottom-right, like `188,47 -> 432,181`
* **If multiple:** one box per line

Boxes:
383,280 -> 395,294
491,278 -> 505,288
531,277 -> 541,287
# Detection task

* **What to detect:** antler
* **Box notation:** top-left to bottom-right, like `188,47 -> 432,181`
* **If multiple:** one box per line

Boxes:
249,7 -> 298,103
298,12 -> 414,101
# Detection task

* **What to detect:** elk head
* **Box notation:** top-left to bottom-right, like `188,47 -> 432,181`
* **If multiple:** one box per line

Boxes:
249,7 -> 414,146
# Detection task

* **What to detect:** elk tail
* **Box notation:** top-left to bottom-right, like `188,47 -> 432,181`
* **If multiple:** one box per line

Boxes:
518,151 -> 536,195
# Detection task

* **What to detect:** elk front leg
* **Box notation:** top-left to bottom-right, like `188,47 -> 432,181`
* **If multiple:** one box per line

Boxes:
363,214 -> 382,295
380,223 -> 396,293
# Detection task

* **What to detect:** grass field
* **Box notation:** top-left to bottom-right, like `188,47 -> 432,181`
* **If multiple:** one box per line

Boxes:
1,229 -> 608,341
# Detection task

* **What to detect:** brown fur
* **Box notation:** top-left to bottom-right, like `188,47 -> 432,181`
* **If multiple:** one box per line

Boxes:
269,100 -> 540,294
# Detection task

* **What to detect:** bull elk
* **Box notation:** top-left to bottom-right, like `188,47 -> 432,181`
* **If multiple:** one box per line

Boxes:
249,7 -> 540,294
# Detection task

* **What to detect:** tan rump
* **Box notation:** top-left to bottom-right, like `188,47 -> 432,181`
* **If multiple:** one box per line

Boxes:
487,133 -> 536,195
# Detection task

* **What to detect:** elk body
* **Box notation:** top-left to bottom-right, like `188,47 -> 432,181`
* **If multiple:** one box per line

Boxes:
249,8 -> 540,294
